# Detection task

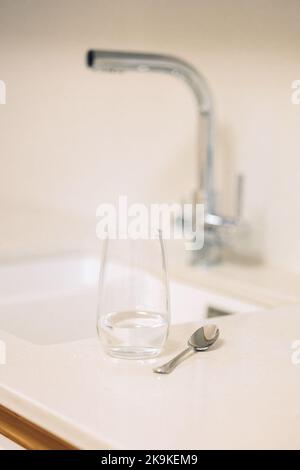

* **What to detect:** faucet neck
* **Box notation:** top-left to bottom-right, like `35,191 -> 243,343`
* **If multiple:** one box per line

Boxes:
87,49 -> 215,213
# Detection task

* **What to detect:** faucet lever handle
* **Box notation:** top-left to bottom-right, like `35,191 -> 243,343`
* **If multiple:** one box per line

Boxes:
236,173 -> 244,221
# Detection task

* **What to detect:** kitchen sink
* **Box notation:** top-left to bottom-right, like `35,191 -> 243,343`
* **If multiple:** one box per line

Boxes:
0,253 -> 260,345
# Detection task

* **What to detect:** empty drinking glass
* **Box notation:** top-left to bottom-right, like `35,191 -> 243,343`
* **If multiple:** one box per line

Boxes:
97,234 -> 170,359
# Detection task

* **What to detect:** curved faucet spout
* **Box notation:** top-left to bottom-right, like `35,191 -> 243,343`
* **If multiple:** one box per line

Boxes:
87,49 -> 215,214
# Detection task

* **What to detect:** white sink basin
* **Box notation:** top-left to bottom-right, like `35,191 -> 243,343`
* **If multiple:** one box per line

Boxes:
0,254 -> 260,345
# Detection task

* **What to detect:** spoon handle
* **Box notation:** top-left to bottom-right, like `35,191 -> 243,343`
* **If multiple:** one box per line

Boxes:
153,346 -> 193,374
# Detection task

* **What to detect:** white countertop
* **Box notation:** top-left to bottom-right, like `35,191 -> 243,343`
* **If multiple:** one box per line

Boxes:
1,304 -> 300,449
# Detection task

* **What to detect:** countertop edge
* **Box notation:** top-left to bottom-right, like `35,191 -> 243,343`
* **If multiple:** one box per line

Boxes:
0,383 -> 110,450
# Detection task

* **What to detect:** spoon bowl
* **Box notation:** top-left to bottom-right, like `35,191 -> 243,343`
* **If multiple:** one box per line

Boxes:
188,324 -> 219,350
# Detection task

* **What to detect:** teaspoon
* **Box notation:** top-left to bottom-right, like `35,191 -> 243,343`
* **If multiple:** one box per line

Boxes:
153,324 -> 220,374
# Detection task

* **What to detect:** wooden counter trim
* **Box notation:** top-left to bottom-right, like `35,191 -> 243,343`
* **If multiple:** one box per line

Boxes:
0,403 -> 78,450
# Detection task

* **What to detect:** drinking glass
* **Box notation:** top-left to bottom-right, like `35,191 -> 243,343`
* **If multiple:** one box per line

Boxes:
97,234 -> 170,359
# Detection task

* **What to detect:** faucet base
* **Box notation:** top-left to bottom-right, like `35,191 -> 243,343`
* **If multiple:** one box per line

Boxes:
188,228 -> 223,266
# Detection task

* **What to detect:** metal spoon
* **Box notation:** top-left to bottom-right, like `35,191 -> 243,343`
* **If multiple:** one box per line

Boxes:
153,324 -> 220,374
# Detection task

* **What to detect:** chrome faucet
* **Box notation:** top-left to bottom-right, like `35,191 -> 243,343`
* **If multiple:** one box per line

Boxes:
87,50 -> 243,265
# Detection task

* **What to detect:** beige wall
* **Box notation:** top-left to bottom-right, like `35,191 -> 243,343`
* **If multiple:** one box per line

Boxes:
0,0 -> 300,270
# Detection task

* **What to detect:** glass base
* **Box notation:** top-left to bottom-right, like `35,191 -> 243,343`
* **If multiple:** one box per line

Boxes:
105,346 -> 162,360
